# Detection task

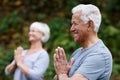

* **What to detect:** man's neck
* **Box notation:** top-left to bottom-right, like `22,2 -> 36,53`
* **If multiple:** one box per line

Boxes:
82,35 -> 99,50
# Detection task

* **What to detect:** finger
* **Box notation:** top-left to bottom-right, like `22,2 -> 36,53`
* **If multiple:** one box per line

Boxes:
57,47 -> 63,59
53,54 -> 59,69
58,47 -> 68,66
17,46 -> 23,50
69,58 -> 74,66
14,50 -> 17,61
57,47 -> 66,66
61,48 -> 67,61
55,49 -> 59,60
16,46 -> 23,54
54,53 -> 59,64
55,48 -> 59,54
14,50 -> 17,56
54,53 -> 57,62
14,50 -> 16,53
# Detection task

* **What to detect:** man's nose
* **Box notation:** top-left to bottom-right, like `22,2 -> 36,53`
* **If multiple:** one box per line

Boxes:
70,25 -> 75,32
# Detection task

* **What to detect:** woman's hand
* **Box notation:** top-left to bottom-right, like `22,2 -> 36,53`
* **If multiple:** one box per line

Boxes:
14,46 -> 24,66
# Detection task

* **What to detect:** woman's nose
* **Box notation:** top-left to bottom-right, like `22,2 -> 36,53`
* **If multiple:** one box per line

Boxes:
29,31 -> 32,35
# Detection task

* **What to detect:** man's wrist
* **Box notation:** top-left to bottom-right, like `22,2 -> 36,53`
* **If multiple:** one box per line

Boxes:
58,74 -> 68,80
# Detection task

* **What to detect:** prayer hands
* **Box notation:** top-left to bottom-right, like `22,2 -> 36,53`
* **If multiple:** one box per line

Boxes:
14,46 -> 24,65
53,47 -> 74,75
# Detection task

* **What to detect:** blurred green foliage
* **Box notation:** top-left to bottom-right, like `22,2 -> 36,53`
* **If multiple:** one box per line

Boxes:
0,12 -> 23,33
0,0 -> 120,80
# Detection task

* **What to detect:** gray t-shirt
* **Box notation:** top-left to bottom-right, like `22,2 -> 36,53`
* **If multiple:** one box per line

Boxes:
5,49 -> 49,80
68,40 -> 112,80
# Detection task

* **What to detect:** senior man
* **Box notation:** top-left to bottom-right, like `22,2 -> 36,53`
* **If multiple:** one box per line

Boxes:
53,4 -> 112,80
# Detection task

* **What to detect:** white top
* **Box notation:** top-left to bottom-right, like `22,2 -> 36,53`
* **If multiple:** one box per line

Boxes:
5,49 -> 49,80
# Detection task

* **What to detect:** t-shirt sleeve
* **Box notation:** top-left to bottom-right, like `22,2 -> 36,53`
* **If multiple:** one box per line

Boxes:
27,52 -> 49,80
75,54 -> 105,80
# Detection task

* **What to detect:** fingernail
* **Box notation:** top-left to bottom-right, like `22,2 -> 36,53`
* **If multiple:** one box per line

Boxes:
58,46 -> 60,48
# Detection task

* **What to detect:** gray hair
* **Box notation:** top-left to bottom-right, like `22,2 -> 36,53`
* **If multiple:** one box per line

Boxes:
72,4 -> 101,32
30,22 -> 50,43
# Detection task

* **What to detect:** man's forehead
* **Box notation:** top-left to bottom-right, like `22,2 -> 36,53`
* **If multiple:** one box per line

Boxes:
72,11 -> 82,18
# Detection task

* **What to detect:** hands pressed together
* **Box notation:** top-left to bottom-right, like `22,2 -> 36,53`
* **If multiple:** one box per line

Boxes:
14,46 -> 74,79
53,47 -> 74,75
5,46 -> 24,74
14,46 -> 24,66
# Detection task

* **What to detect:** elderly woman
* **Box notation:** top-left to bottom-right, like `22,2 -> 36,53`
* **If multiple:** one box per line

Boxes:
5,22 -> 50,80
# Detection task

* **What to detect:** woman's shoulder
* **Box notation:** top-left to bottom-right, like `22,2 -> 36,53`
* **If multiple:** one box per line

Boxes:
39,49 -> 49,56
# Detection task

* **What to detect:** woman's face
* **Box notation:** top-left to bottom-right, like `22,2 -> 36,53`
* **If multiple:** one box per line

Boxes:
28,28 -> 44,42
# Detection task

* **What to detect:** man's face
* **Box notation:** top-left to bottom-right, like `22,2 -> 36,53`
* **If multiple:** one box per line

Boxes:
70,12 -> 89,43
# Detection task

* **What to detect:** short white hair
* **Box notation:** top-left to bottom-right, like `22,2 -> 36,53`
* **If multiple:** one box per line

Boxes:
72,4 -> 101,32
30,22 -> 50,43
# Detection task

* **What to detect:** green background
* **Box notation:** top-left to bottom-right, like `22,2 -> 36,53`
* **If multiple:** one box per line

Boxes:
0,0 -> 120,80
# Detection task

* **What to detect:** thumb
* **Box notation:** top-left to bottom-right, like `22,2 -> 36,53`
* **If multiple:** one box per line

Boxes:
69,58 -> 74,66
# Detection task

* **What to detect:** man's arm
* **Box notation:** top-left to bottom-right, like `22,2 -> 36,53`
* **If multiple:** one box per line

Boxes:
53,47 -> 88,80
58,73 -> 88,80
53,74 -> 88,80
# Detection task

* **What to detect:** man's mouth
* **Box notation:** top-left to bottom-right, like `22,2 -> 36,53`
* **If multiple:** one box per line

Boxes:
73,31 -> 78,37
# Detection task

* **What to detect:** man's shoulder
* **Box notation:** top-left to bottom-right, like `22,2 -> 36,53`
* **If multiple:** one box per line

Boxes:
71,48 -> 82,57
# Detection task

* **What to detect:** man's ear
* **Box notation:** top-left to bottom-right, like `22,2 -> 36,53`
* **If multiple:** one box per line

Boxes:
87,20 -> 94,31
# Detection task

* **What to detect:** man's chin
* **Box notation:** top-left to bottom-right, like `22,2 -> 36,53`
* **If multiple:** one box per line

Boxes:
74,38 -> 81,43
74,38 -> 78,42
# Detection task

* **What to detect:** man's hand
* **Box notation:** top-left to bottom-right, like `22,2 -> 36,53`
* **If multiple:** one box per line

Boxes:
53,47 -> 74,75
53,75 -> 58,80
